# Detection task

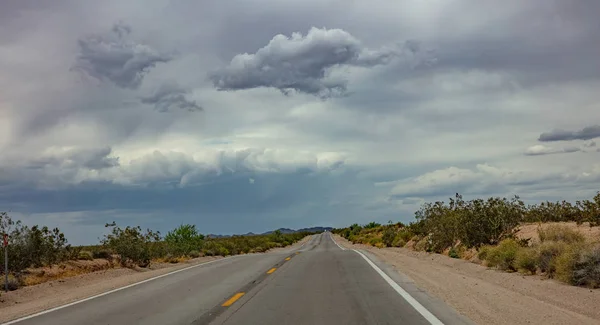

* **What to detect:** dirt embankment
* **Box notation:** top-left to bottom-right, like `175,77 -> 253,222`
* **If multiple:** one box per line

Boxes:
516,222 -> 600,243
334,234 -> 599,325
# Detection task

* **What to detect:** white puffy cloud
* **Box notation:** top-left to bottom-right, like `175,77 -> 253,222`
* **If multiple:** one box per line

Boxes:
524,145 -> 580,156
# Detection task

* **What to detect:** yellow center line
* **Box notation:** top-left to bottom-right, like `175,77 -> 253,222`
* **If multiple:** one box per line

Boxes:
222,292 -> 245,307
266,267 -> 277,274
285,257 -> 291,261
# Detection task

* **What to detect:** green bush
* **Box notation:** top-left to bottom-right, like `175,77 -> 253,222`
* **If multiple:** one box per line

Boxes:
414,194 -> 524,253
515,247 -> 538,274
477,245 -> 492,261
538,225 -> 585,244
364,222 -> 381,229
165,224 -> 204,257
77,251 -> 94,261
188,250 -> 201,258
369,237 -> 382,246
554,243 -> 584,284
382,227 -> 396,247
448,247 -> 460,259
524,192 -> 600,225
101,222 -> 161,268
1,212 -> 69,272
485,239 -> 520,271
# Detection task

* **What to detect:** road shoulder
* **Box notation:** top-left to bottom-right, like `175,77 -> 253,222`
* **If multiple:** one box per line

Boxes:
333,234 -> 600,325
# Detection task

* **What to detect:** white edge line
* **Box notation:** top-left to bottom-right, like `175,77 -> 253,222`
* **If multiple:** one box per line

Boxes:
329,233 -> 346,250
353,249 -> 444,325
1,255 -> 237,325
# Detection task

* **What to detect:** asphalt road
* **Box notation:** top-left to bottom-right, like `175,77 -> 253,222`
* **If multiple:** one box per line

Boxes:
5,233 -> 474,325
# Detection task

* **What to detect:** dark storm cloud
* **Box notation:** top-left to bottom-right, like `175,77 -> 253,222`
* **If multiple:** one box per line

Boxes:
538,125 -> 600,142
74,22 -> 173,89
140,82 -> 203,112
209,27 -> 431,98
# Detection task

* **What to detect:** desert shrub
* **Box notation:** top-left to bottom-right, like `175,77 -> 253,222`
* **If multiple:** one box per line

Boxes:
571,245 -> 600,288
415,194 -> 524,253
538,225 -> 585,244
397,229 -> 414,243
515,247 -> 538,274
382,227 -> 396,247
65,246 -> 83,260
524,192 -> 600,225
188,250 -> 201,258
536,241 -> 567,276
485,239 -> 520,271
101,222 -> 161,268
77,250 -> 94,261
1,212 -> 69,272
369,237 -> 382,246
392,236 -> 406,247
216,246 -> 230,256
163,254 -> 179,264
448,247 -> 460,259
364,222 -> 381,229
164,224 -> 204,257
93,249 -> 112,259
0,274 -> 20,291
414,237 -> 431,252
477,245 -> 492,261
554,243 -> 585,284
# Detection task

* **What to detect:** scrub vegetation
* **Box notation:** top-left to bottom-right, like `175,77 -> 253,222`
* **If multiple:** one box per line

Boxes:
334,192 -> 600,288
0,212 -> 313,292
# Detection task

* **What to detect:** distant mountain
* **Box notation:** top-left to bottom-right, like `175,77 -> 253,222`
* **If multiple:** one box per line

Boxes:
205,226 -> 331,238
206,234 -> 229,239
296,226 -> 333,233
261,228 -> 296,235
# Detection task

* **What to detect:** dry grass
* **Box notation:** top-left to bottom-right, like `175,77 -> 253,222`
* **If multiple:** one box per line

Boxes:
22,259 -> 114,286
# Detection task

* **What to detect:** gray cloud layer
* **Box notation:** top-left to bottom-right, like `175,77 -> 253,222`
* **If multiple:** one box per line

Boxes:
140,82 -> 203,112
209,27 -> 433,98
74,23 -> 172,89
538,125 -> 600,142
2,0 -> 600,243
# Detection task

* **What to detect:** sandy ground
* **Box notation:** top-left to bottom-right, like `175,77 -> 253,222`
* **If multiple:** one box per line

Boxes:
334,234 -> 599,325
517,222 -> 600,243
0,236 -> 312,323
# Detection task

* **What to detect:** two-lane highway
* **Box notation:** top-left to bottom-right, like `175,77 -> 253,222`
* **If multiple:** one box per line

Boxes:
4,233 -> 473,325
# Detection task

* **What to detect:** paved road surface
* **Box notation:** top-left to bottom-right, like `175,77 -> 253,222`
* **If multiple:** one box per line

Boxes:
4,233 -> 473,325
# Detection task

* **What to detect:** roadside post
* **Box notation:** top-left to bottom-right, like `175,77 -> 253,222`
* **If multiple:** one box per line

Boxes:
3,233 -> 7,292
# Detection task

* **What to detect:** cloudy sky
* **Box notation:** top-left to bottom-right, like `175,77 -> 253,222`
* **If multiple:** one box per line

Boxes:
1,0 -> 599,244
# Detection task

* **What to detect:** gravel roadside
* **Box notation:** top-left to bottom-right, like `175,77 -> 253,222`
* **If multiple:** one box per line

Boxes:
333,234 -> 599,325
